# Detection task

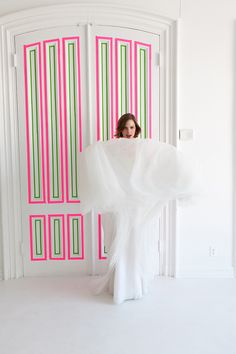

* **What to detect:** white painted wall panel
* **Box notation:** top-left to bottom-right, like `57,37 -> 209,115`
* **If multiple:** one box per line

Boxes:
177,0 -> 235,276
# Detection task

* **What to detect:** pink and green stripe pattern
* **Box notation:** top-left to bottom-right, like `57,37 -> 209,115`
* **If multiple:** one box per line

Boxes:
48,214 -> 65,260
134,42 -> 152,138
63,37 -> 83,203
29,214 -> 84,261
44,39 -> 64,203
67,214 -> 84,260
29,215 -> 47,260
96,37 -> 113,140
96,37 -> 114,260
98,214 -> 107,260
24,43 -> 46,203
115,39 -> 132,123
96,37 -> 153,260
24,35 -> 154,264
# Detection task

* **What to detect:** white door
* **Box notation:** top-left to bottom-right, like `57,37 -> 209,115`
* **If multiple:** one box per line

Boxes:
15,24 -> 161,276
16,26 -> 91,276
88,25 -> 160,275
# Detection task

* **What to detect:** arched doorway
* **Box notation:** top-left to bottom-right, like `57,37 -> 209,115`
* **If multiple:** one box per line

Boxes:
0,4 -> 178,279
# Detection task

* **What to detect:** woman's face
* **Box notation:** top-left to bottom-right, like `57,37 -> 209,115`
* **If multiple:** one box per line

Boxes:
121,119 -> 136,138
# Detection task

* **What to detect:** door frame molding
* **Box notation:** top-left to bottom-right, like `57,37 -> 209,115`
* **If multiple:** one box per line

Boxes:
0,4 -> 179,279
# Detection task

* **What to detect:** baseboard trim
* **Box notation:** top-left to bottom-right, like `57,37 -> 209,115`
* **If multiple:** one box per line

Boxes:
176,267 -> 235,278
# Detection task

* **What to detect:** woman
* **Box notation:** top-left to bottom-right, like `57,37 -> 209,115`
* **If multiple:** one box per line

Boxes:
78,113 -> 195,304
101,113 -> 159,304
114,112 -> 141,139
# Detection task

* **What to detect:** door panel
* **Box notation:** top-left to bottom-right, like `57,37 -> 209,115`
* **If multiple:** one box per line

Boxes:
16,27 -> 89,275
89,26 -> 160,275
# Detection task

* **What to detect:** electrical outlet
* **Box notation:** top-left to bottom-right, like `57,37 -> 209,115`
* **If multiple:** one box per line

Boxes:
209,246 -> 217,257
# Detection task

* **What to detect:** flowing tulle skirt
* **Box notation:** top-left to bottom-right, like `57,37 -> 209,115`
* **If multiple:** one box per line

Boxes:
78,138 -> 197,304
94,212 -> 159,304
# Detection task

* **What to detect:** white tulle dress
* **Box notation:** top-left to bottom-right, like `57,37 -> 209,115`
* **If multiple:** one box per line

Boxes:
78,138 -> 195,304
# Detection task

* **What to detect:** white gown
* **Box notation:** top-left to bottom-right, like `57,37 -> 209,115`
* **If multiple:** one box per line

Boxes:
101,212 -> 159,304
78,138 -> 196,304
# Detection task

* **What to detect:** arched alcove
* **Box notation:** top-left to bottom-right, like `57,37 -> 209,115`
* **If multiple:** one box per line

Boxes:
0,4 -> 178,280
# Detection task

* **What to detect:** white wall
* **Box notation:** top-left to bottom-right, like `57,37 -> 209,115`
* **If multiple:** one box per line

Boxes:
0,226 -> 2,279
177,0 -> 235,276
0,0 -> 235,278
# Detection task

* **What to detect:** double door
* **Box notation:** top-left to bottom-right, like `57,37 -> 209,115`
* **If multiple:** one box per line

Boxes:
15,24 -> 160,276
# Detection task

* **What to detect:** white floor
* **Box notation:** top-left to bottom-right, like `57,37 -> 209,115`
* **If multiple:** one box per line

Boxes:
0,276 -> 236,354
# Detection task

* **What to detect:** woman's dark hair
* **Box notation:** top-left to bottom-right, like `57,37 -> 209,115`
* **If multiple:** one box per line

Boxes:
115,113 -> 141,138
